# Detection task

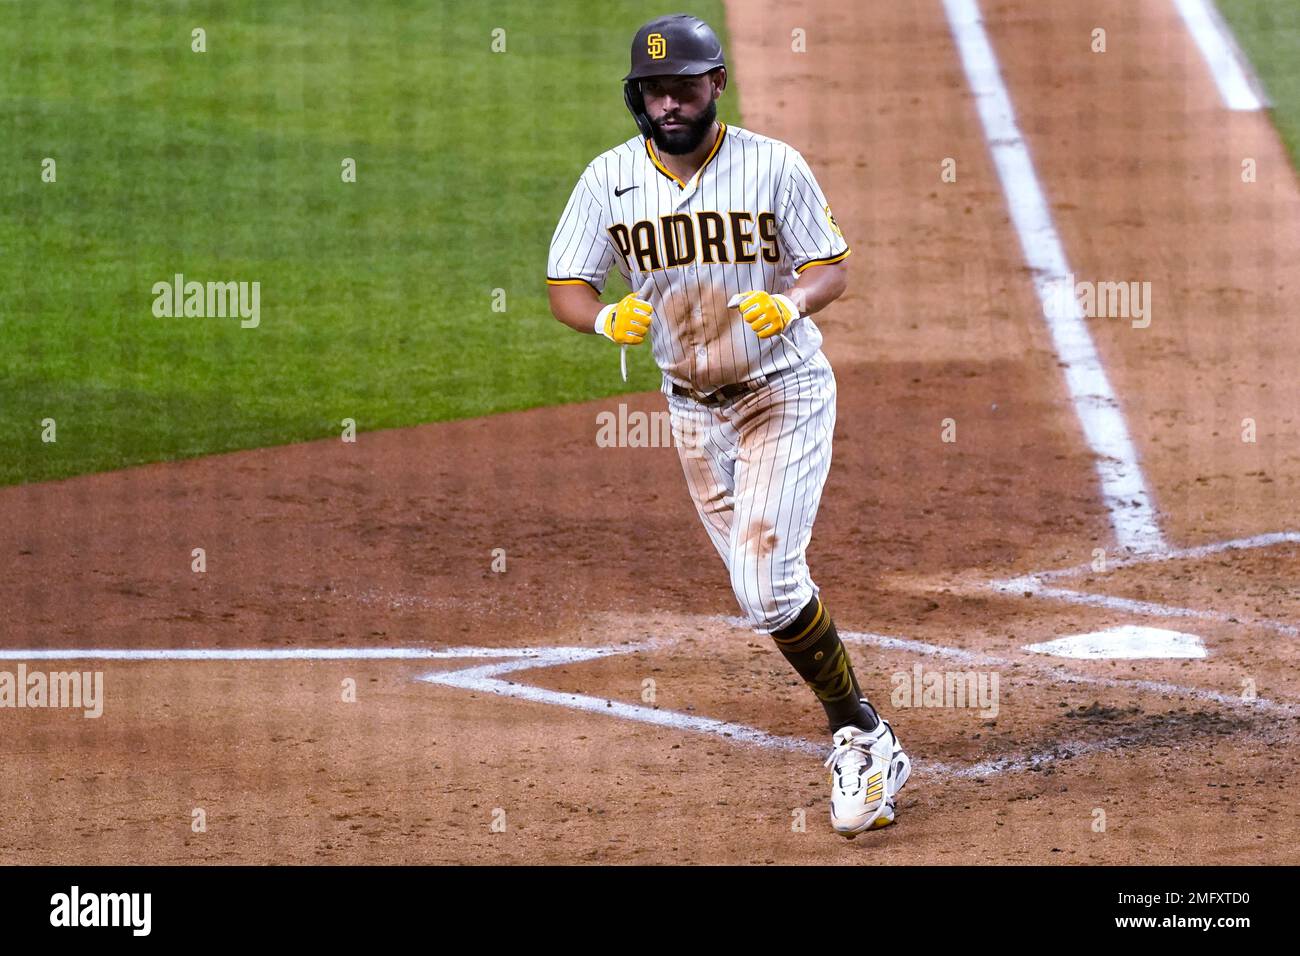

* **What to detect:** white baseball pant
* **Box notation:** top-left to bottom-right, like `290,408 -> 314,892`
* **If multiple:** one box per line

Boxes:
667,350 -> 837,634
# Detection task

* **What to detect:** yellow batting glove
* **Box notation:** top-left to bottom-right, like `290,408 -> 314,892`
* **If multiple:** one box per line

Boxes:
595,291 -> 653,345
732,290 -> 799,339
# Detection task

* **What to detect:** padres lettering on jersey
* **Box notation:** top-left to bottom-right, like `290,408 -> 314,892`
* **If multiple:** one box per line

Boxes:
547,124 -> 850,392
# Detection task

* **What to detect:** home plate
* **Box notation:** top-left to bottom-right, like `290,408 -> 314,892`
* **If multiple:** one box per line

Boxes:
1024,625 -> 1206,660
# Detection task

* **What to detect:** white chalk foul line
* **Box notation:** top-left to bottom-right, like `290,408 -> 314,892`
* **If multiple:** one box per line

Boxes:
942,0 -> 1165,556
1172,0 -> 1268,111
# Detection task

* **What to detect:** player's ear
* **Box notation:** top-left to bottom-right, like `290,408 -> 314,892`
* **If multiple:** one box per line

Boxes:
711,67 -> 727,98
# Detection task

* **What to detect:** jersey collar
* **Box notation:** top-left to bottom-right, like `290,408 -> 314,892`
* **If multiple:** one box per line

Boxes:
645,122 -> 728,191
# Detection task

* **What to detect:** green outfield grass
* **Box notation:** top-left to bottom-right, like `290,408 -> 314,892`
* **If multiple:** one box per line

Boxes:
1217,0 -> 1300,165
0,0 -> 737,485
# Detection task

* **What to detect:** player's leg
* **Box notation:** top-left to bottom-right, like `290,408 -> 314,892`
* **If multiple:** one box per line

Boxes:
667,393 -> 738,566
729,356 -> 910,835
725,354 -> 878,734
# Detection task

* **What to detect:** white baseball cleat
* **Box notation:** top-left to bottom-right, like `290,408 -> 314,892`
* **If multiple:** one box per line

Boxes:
823,713 -> 911,837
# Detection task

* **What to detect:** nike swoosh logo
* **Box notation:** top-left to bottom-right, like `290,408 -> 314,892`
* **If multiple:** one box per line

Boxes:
614,185 -> 639,197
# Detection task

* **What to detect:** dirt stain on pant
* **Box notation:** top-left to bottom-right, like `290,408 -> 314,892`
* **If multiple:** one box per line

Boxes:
743,515 -> 779,559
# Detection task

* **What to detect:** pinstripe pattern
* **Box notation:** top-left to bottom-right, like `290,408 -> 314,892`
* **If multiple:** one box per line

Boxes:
546,125 -> 849,392
550,125 -> 846,633
668,351 -> 837,633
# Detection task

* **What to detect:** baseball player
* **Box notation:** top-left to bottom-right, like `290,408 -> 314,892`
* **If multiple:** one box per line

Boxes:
546,14 -> 911,837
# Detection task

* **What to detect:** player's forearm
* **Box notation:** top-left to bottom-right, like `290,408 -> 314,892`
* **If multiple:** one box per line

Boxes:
547,283 -> 606,334
788,261 -> 848,317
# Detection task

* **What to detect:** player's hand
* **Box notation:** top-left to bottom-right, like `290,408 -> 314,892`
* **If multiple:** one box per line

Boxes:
731,290 -> 799,339
595,290 -> 653,345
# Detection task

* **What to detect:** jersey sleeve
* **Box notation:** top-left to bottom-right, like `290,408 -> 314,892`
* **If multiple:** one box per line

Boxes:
546,167 -> 617,294
777,149 -> 851,274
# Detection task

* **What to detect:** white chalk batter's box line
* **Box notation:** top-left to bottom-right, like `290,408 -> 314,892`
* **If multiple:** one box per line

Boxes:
414,641 -> 1137,781
519,526 -> 1279,767
8,614 -> 1289,785
410,629 -> 1296,782
988,531 -> 1300,637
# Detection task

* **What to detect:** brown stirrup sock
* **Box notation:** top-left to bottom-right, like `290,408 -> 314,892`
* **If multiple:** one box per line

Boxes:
771,597 -> 880,733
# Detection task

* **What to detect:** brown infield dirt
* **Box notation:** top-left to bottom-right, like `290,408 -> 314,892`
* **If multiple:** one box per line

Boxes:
1,0 -> 1297,864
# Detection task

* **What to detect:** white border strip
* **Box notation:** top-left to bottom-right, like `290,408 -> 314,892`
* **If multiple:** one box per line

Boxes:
1172,0 -> 1268,111
942,0 -> 1165,555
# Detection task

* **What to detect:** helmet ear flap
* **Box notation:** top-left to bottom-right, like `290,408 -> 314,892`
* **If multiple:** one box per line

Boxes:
623,79 -> 654,140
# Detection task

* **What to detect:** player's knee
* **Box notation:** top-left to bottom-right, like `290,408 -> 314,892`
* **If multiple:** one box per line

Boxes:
729,564 -> 803,633
737,594 -> 805,634
728,561 -> 764,626
729,520 -> 815,630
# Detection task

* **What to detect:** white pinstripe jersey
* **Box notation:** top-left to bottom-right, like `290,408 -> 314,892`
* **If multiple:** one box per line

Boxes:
547,123 -> 851,393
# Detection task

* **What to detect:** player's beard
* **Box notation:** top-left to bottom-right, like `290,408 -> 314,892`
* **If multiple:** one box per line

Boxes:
650,99 -> 718,155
